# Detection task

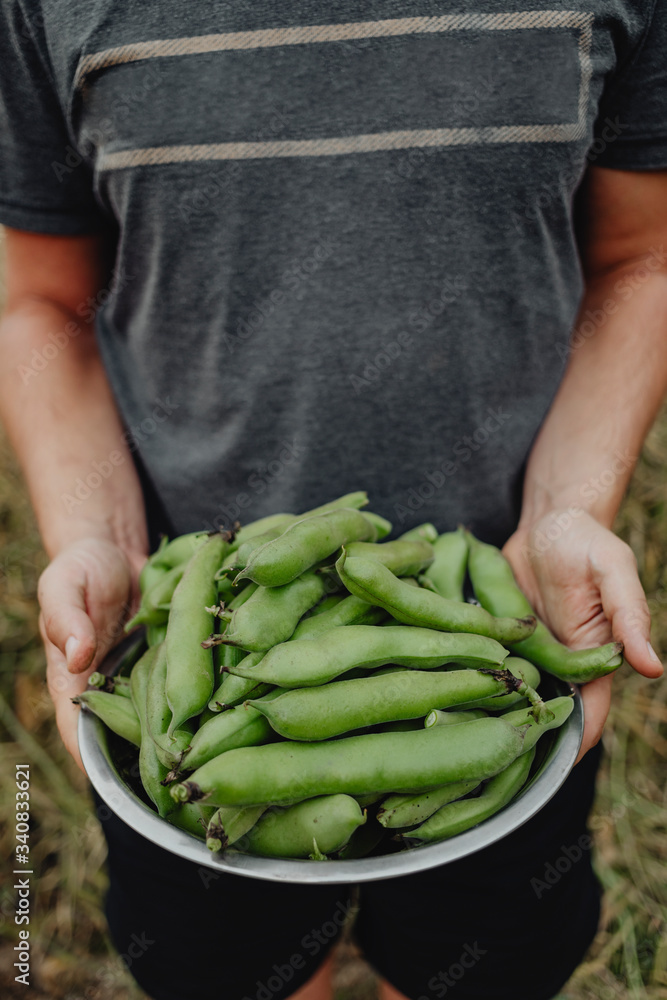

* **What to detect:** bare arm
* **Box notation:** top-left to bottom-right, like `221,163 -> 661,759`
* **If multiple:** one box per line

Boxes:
504,166 -> 667,760
0,228 -> 148,765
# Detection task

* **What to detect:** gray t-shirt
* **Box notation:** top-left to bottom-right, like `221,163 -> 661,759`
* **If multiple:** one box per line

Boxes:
1,1 -> 666,543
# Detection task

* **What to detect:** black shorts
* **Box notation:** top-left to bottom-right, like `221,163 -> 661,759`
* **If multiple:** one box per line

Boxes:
92,743 -> 601,1000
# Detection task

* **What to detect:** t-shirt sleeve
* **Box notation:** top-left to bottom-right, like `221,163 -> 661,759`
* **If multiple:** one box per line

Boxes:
592,0 -> 667,170
0,1 -> 108,234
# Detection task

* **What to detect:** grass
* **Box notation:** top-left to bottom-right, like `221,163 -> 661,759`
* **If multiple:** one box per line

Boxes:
0,233 -> 666,997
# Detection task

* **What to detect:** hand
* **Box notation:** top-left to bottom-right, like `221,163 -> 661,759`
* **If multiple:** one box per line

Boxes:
38,538 -> 145,770
503,510 -> 663,763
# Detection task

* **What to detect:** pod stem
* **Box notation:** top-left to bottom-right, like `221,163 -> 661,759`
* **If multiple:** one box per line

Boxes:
205,818 -> 229,853
201,633 -> 227,649
204,603 -> 228,619
87,672 -> 116,693
169,781 -> 203,804
309,838 -> 328,861
515,679 -> 554,724
220,522 -> 240,544
206,836 -> 225,853
162,747 -> 188,785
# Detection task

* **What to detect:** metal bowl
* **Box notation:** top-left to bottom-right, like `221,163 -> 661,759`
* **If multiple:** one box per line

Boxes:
78,632 -> 583,884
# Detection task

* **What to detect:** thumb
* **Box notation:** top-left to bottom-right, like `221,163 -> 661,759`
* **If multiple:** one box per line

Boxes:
38,559 -> 98,674
595,537 -> 663,679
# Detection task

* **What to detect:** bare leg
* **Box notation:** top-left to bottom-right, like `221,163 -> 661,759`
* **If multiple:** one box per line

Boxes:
286,951 -> 335,1000
379,978 -> 412,1000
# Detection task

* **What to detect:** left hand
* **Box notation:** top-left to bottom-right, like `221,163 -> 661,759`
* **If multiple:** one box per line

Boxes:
503,509 -> 663,762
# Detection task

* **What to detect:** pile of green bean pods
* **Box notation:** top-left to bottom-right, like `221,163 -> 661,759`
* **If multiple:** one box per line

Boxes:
77,493 -> 619,861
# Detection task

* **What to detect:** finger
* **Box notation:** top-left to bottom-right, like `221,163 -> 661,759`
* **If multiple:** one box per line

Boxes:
576,674 -> 613,765
593,539 -> 663,679
44,634 -> 91,772
38,561 -> 98,674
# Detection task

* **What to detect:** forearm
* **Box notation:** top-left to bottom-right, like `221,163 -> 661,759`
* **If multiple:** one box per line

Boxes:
0,298 -> 147,559
519,262 -> 667,531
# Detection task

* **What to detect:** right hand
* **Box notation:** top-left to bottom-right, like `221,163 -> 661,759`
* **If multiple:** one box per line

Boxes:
38,538 -> 146,770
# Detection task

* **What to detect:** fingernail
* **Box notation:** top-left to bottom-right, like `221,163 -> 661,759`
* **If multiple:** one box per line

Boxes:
65,636 -> 80,665
647,641 -> 662,666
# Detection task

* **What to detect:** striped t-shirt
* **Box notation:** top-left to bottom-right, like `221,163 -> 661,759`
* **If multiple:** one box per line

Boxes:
1,1 -> 666,540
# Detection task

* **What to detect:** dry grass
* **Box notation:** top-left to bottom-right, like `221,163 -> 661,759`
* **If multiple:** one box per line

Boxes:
0,234 -> 666,998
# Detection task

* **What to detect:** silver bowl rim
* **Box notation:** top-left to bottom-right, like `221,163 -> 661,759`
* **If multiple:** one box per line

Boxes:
78,634 -> 584,884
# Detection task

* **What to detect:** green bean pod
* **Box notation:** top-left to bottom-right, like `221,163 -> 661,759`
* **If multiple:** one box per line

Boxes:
228,624 -> 508,688
226,513 -> 296,554
175,693 -> 279,775
146,623 -> 168,647
138,536 -> 169,594
171,716 -> 526,807
145,644 -> 196,770
301,491 -> 369,515
72,690 -> 141,747
335,820 -> 387,860
423,709 -> 489,727
166,802 -> 216,840
235,509 -> 383,588
336,553 -> 536,644
466,532 -> 624,683
130,648 -> 175,817
205,804 -> 268,852
377,779 -> 481,829
154,531 -> 209,569
306,593 -> 345,617
227,493 -> 369,569
343,538 -> 435,577
202,581 -> 258,645
451,656 -> 541,711
126,564 -> 185,631
419,528 -> 469,602
291,594 -> 385,640
165,534 -> 227,735
88,672 -> 132,698
354,792 -> 386,808
221,571 -> 327,651
246,667 -> 524,741
404,747 -> 536,842
208,651 -> 272,711
223,580 -> 259,612
501,695 -> 575,751
238,795 -> 366,859
398,523 -> 439,543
